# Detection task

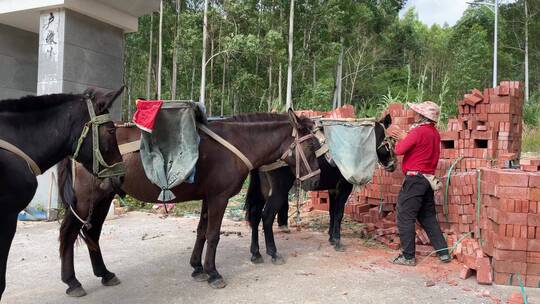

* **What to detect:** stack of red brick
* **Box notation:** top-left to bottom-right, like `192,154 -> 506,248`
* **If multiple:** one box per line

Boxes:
479,168 -> 540,287
295,104 -> 356,120
307,81 -> 540,287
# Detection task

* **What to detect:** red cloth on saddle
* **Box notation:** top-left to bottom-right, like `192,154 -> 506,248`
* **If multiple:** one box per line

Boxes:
133,99 -> 163,133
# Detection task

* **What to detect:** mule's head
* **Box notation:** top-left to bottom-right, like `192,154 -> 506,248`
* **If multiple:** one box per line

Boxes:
282,109 -> 321,190
71,87 -> 126,186
374,114 -> 396,172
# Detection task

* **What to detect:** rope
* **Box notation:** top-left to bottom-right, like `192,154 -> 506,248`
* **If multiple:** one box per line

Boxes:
444,156 -> 463,222
417,232 -> 472,265
517,273 -> 528,304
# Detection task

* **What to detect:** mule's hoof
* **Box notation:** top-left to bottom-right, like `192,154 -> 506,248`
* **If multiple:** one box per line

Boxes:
334,242 -> 346,252
66,286 -> 87,297
251,253 -> 264,264
102,275 -> 121,286
329,238 -> 336,245
208,277 -> 227,289
271,255 -> 286,265
192,270 -> 209,282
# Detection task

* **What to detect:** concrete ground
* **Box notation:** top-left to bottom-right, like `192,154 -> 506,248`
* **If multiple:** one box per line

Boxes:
4,211 -> 539,304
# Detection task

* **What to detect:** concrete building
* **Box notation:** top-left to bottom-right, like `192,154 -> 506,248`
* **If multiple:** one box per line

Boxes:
0,0 -> 159,212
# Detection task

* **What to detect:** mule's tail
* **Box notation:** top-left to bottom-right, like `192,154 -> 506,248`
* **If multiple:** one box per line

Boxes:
244,170 -> 265,224
58,159 -> 97,256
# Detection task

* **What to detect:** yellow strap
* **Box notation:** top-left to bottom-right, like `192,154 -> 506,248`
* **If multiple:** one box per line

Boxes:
118,140 -> 141,155
0,139 -> 41,175
197,123 -> 254,171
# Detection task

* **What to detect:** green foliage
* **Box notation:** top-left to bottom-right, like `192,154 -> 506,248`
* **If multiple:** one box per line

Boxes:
123,0 -> 540,129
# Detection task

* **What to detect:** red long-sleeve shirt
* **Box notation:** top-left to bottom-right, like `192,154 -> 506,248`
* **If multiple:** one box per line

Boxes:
395,124 -> 440,175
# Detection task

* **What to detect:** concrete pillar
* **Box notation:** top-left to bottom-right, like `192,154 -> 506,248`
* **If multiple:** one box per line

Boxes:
0,23 -> 37,99
30,8 -> 124,211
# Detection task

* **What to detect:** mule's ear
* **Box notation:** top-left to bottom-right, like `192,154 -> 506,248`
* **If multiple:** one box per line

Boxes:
96,86 -> 124,113
288,108 -> 301,128
380,113 -> 392,129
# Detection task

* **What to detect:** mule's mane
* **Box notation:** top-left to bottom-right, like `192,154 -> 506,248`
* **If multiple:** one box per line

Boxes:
0,93 -> 80,112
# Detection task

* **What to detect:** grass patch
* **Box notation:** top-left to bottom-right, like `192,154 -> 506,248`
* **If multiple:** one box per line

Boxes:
172,201 -> 202,217
522,126 -> 540,153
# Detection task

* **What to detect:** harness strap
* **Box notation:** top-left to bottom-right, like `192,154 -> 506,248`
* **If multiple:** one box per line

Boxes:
119,140 -> 141,155
69,204 -> 91,229
197,123 -> 254,171
0,139 -> 41,175
260,160 -> 288,172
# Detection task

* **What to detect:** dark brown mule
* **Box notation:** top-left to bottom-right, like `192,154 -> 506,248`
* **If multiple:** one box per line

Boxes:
0,87 -> 125,300
57,111 -> 321,296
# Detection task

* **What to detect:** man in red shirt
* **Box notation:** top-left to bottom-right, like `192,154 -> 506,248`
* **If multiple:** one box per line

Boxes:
388,101 -> 450,266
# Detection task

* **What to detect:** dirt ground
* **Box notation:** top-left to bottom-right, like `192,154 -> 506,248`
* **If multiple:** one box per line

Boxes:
4,211 -> 539,304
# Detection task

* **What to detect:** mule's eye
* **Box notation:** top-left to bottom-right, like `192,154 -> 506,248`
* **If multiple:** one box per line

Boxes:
107,128 -> 116,134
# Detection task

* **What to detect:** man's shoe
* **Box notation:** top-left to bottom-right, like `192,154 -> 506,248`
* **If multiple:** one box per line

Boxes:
439,254 -> 451,263
278,225 -> 291,233
391,254 -> 416,266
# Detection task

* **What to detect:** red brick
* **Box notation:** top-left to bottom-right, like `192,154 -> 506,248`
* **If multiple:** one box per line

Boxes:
498,210 -> 527,225
492,260 -> 527,274
529,226 -> 536,239
492,249 -> 526,262
529,214 -> 540,227
497,170 -> 530,187
495,186 -> 529,199
530,188 -> 540,201
476,257 -> 493,285
494,236 -> 527,251
507,291 -> 526,303
460,266 -> 474,280
527,263 -> 540,275
493,272 -> 520,286
529,174 -> 540,188
529,239 -> 540,252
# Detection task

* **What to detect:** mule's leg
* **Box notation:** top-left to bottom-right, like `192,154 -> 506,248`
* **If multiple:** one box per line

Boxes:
0,212 -> 18,300
330,181 -> 353,252
85,196 -> 121,287
277,200 -> 290,233
261,193 -> 287,265
203,197 -> 228,289
190,201 -> 208,281
248,199 -> 264,264
328,190 -> 338,244
60,218 -> 87,297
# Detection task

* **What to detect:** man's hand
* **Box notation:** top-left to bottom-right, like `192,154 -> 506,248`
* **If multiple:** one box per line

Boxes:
388,126 -> 407,141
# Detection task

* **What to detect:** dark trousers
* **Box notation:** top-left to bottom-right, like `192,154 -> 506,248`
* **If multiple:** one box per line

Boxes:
397,175 -> 449,259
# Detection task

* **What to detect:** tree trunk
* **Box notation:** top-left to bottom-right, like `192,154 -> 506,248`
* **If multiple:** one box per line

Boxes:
146,13 -> 154,99
171,0 -> 181,100
285,0 -> 295,110
278,63 -> 283,105
312,59 -> 316,89
208,23 -> 214,116
268,57 -> 273,112
157,0 -> 163,99
221,55 -> 227,117
190,56 -> 196,100
525,0 -> 529,103
333,37 -> 344,109
200,0 -> 209,108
